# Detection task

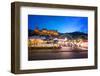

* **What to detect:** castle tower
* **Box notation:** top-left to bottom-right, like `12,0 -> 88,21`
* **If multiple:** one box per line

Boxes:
34,24 -> 39,30
33,24 -> 40,34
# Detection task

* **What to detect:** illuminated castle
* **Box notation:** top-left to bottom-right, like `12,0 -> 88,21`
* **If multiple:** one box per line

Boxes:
33,25 -> 59,36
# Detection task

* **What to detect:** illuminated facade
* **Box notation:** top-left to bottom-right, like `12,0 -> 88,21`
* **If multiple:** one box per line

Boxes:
33,25 -> 59,36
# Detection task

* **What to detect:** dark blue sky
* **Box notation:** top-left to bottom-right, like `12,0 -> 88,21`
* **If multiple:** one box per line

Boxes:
28,15 -> 88,33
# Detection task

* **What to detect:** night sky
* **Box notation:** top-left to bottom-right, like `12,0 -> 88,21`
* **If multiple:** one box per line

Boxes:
28,15 -> 88,33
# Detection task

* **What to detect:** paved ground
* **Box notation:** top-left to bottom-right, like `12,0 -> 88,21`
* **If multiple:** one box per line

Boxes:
28,47 -> 88,60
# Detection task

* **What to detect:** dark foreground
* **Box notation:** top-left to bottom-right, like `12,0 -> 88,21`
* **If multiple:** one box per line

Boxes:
28,47 -> 88,60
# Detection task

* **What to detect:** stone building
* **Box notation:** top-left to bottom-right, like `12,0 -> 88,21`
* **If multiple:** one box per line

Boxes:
33,26 -> 59,36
